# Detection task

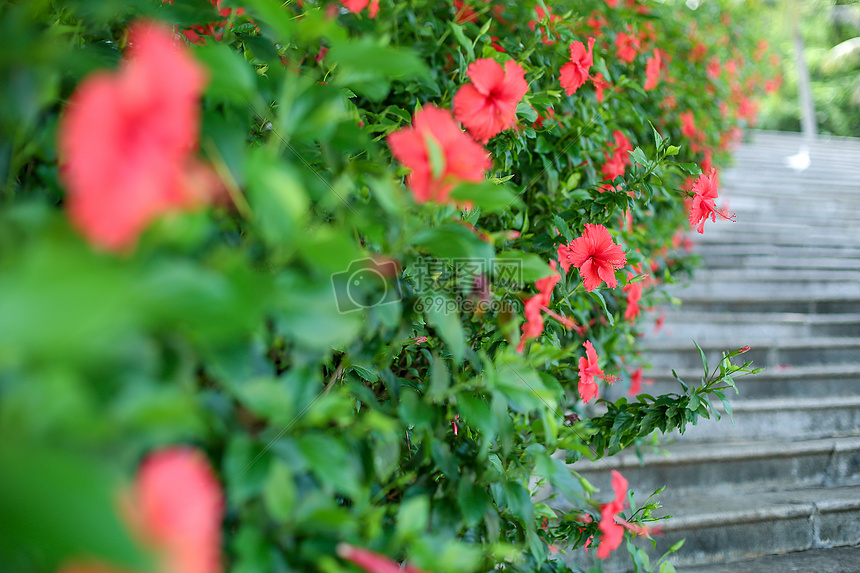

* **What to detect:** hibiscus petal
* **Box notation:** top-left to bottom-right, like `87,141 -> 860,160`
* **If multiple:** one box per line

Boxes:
467,58 -> 505,96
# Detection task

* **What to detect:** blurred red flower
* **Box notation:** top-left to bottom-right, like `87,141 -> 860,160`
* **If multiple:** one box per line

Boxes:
60,448 -> 223,573
517,260 -> 566,352
597,470 -> 628,559
58,21 -> 216,252
643,50 -> 662,91
623,278 -> 642,322
387,105 -> 491,204
337,544 -> 427,573
615,31 -> 640,63
558,224 -> 627,291
453,58 -> 529,143
560,38 -> 596,96
592,72 -> 610,103
341,0 -> 379,17
600,130 -> 633,182
578,340 -> 607,403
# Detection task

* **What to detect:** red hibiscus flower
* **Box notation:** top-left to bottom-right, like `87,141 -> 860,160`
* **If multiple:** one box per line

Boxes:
600,130 -> 632,182
623,278 -> 642,322
680,110 -> 702,143
689,41 -> 707,64
560,38 -> 596,96
586,11 -> 607,36
60,448 -> 223,573
57,21 -> 217,252
340,0 -> 379,17
601,154 -> 626,182
518,261 -> 575,352
592,72 -> 610,103
615,31 -> 640,64
643,50 -> 662,91
387,105 -> 491,204
628,366 -> 653,396
453,58 -> 529,143
597,470 -> 628,559
579,340 -> 613,403
558,224 -> 627,291
337,544 -> 428,573
706,56 -> 722,80
688,169 -> 735,233
765,73 -> 783,94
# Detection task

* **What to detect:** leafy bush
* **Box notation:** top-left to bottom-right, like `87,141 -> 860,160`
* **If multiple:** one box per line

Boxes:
0,1 -> 772,573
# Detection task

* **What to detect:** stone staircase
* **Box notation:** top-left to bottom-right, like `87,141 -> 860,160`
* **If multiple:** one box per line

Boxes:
566,131 -> 860,572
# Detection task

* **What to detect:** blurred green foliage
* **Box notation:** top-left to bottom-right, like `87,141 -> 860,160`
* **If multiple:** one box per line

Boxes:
757,0 -> 860,136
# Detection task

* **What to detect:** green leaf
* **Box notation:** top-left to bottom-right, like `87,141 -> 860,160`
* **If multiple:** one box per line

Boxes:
423,293 -> 466,363
0,440 -> 150,571
298,433 -> 362,499
553,215 -> 574,243
495,250 -> 553,283
412,224 -> 494,262
693,340 -> 709,378
589,290 -> 615,326
495,356 -> 556,413
396,495 -> 430,540
458,480 -> 492,527
427,352 -> 450,402
424,130 -> 446,179
450,181 -> 519,212
263,459 -> 297,522
516,101 -> 538,123
449,22 -> 475,60
328,38 -> 429,101
712,389 -> 734,425
194,42 -> 255,102
246,153 -> 309,249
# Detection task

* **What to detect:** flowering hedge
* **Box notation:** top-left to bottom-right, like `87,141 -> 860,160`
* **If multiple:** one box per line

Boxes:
0,1 -> 773,573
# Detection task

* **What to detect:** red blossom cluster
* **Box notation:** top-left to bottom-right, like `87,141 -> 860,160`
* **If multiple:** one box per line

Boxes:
388,56 -> 529,205
60,449 -> 223,573
517,261 -> 577,352
58,21 -> 219,252
340,0 -> 379,18
387,105 -> 491,204
600,130 -> 634,183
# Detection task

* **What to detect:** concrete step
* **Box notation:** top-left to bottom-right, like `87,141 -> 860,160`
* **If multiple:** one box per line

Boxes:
642,337 -> 860,372
633,364 -> 860,400
641,312 -> 860,342
666,279 -> 860,301
573,437 -> 860,500
684,269 -> 860,283
678,545 -> 860,573
651,484 -> 860,569
665,396 -> 860,442
560,484 -> 860,572
676,294 -> 860,314
693,233 -> 860,248
693,244 -> 860,259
